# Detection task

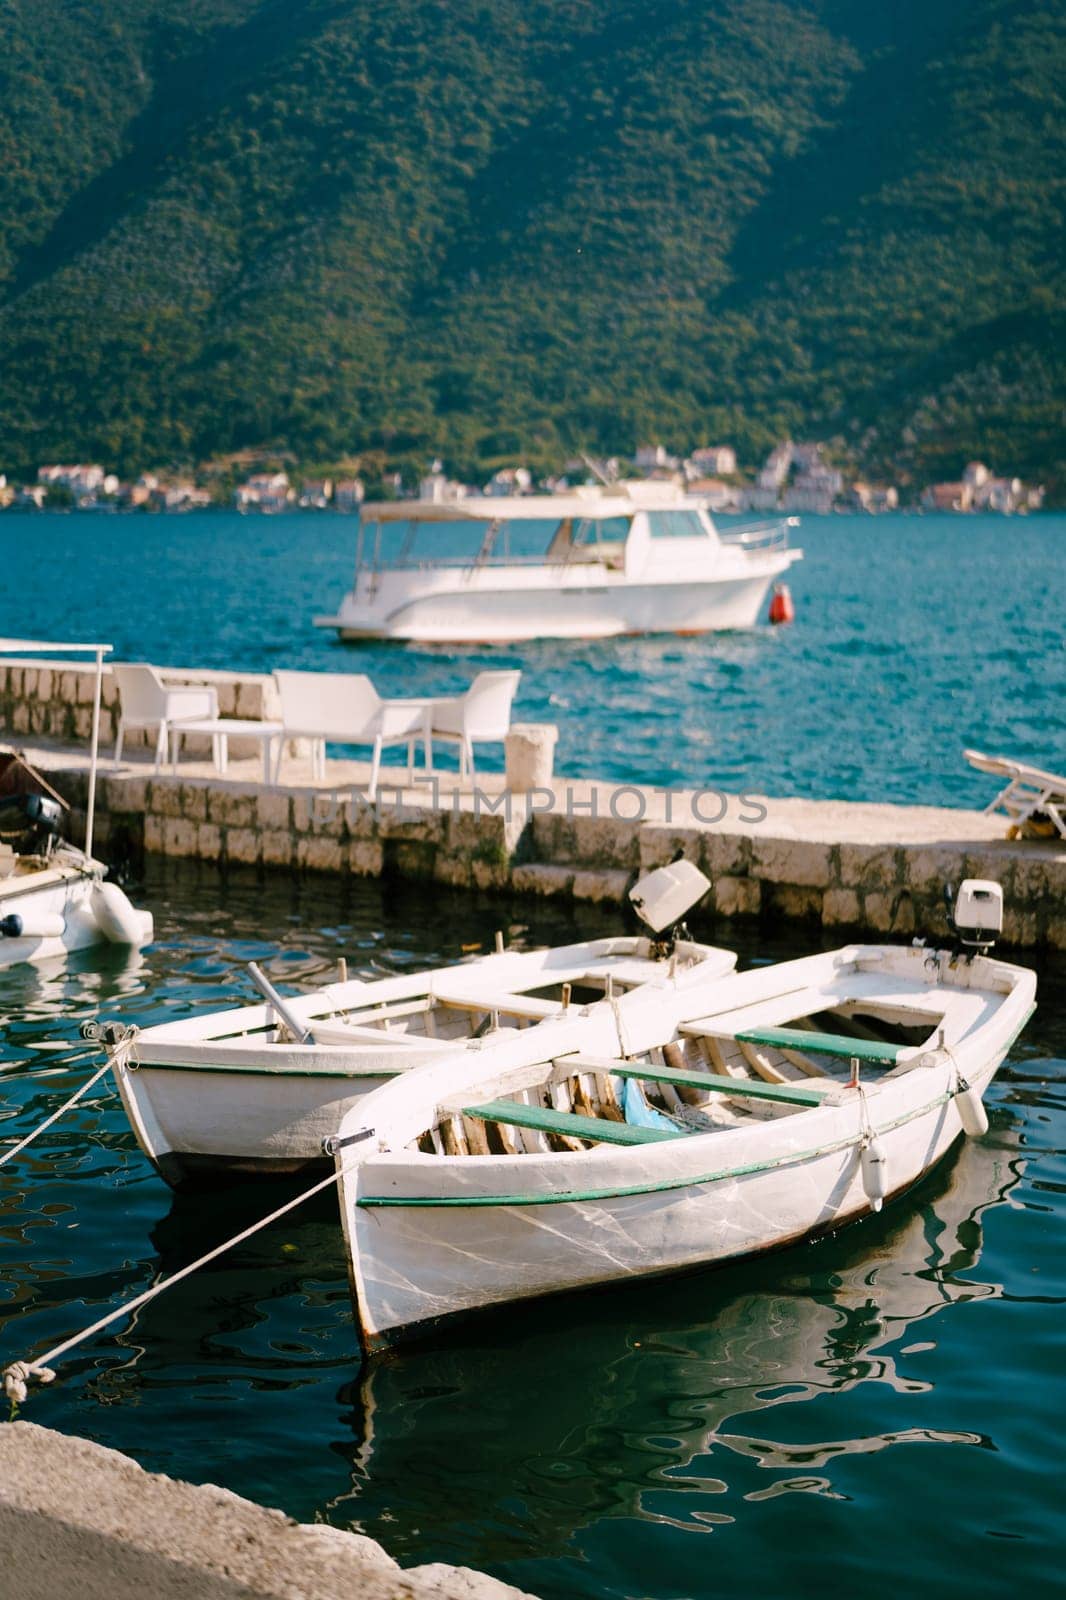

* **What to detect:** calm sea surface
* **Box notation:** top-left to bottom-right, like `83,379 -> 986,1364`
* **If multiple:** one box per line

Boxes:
0,864 -> 1062,1600
0,509 -> 1062,803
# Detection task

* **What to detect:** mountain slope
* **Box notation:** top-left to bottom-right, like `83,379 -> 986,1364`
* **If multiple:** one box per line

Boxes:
0,0 -> 1061,490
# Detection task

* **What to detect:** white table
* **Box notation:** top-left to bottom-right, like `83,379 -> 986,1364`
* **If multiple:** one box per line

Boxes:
170,718 -> 284,783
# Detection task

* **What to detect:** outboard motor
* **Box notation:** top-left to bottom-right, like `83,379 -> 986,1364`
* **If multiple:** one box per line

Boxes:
629,858 -> 712,958
944,878 -> 1003,956
0,792 -> 64,857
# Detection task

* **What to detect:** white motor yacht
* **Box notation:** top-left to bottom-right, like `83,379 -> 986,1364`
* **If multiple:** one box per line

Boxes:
315,483 -> 801,644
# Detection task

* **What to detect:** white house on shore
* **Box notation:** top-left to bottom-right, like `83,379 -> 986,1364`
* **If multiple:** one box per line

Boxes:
235,472 -> 293,513
334,479 -> 365,513
687,446 -> 737,477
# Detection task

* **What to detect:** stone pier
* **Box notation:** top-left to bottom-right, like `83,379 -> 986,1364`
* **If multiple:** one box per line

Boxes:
3,655 -> 1063,950
12,744 -> 1062,952
0,1422 -> 535,1600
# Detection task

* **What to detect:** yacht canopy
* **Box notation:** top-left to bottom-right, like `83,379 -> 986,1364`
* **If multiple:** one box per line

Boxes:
360,486 -> 702,524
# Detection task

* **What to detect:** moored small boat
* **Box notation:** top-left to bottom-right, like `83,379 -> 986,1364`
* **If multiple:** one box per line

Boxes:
333,908 -> 1036,1352
0,638 -> 153,971
110,862 -> 734,1186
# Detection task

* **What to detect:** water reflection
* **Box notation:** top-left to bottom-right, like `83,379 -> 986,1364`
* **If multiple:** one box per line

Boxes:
325,1126 -> 1020,1565
0,860 -> 1060,1600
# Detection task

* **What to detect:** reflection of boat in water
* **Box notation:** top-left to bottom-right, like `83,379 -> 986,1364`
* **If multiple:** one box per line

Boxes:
329,1126 -> 1022,1564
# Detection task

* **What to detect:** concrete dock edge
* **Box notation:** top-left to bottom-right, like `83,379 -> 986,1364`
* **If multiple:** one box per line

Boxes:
0,1421 -> 538,1600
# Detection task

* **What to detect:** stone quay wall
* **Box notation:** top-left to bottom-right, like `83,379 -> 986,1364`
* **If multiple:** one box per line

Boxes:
0,658 -> 277,757
43,763 -> 1066,952
5,658 -> 1062,949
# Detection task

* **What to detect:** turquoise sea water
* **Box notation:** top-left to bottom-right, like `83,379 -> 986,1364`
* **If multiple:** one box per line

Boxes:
1,509 -> 1062,804
0,864 -> 1062,1600
0,510 -> 1063,1596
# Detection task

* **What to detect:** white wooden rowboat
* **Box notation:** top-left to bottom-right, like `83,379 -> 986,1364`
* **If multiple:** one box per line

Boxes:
333,940 -> 1036,1352
347,1121 -> 1023,1512
112,864 -> 734,1186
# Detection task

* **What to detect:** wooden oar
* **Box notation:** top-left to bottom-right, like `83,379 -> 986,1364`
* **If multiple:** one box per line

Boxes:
247,962 -> 317,1046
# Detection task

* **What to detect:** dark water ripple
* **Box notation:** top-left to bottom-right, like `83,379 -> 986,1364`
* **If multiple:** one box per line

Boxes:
0,862 -> 1062,1599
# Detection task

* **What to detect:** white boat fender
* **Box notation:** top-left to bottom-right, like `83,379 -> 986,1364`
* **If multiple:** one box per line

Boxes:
92,881 -> 152,947
860,1136 -> 888,1212
953,1074 -> 989,1138
0,910 -> 66,940
857,1085 -> 886,1211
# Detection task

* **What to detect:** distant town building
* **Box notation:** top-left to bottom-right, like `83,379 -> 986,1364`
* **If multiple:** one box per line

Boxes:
119,481 -> 153,509
757,442 -> 793,491
38,463 -> 106,493
485,466 -> 532,496
160,482 -> 211,511
846,483 -> 899,513
921,482 -> 972,512
334,479 -> 365,513
36,462 -> 120,505
686,477 -> 742,511
687,446 -> 736,477
918,462 -> 1042,514
634,444 -> 678,472
235,472 -> 292,513
298,478 -> 333,509
419,464 -> 466,503
15,485 -> 47,509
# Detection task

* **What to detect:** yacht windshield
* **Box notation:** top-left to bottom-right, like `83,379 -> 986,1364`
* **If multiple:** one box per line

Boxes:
358,517 -> 562,569
647,510 -> 708,538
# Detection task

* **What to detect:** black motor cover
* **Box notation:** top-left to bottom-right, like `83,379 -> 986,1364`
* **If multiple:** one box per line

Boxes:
0,792 -> 64,855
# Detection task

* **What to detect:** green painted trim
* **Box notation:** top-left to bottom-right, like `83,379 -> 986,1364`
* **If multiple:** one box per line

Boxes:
612,1062 -> 825,1106
463,1099 -> 684,1147
358,1091 -> 955,1209
131,1058 -> 404,1081
736,1026 -> 908,1065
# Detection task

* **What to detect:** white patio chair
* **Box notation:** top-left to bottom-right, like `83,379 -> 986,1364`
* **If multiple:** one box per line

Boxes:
964,748 -> 1066,838
112,663 -> 219,772
273,670 -> 431,798
428,670 -> 521,781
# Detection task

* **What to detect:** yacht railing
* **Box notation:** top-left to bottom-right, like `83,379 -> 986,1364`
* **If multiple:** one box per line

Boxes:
718,516 -> 798,552
359,553 -> 551,573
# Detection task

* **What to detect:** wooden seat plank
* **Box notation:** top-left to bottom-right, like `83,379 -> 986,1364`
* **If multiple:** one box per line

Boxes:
561,1054 -> 829,1106
734,1026 -> 909,1065
610,1062 -> 828,1106
462,1098 -> 685,1146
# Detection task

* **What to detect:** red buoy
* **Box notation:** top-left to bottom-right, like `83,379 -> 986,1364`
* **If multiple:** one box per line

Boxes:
768,582 -> 795,625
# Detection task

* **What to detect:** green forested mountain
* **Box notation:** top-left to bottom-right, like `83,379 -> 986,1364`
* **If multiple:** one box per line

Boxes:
0,0 -> 1062,491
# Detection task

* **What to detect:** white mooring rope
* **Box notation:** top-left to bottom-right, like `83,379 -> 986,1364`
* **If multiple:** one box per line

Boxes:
3,1152 -> 352,1407
0,1052 -> 119,1172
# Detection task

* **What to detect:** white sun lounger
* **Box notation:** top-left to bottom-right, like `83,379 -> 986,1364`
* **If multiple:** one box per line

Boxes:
964,748 -> 1066,838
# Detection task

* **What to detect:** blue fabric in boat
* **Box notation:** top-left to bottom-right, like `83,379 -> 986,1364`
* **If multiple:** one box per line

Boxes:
619,1076 -> 679,1132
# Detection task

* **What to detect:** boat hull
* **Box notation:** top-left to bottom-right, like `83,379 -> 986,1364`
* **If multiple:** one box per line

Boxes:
0,864 -> 153,971
113,1061 -> 397,1188
324,564 -> 796,644
114,937 -> 735,1186
341,1049 -> 1008,1352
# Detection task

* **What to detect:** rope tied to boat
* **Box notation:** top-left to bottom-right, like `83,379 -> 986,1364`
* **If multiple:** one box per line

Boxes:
3,1360 -> 56,1407
2,1149 -> 358,1415
0,1024 -> 139,1171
